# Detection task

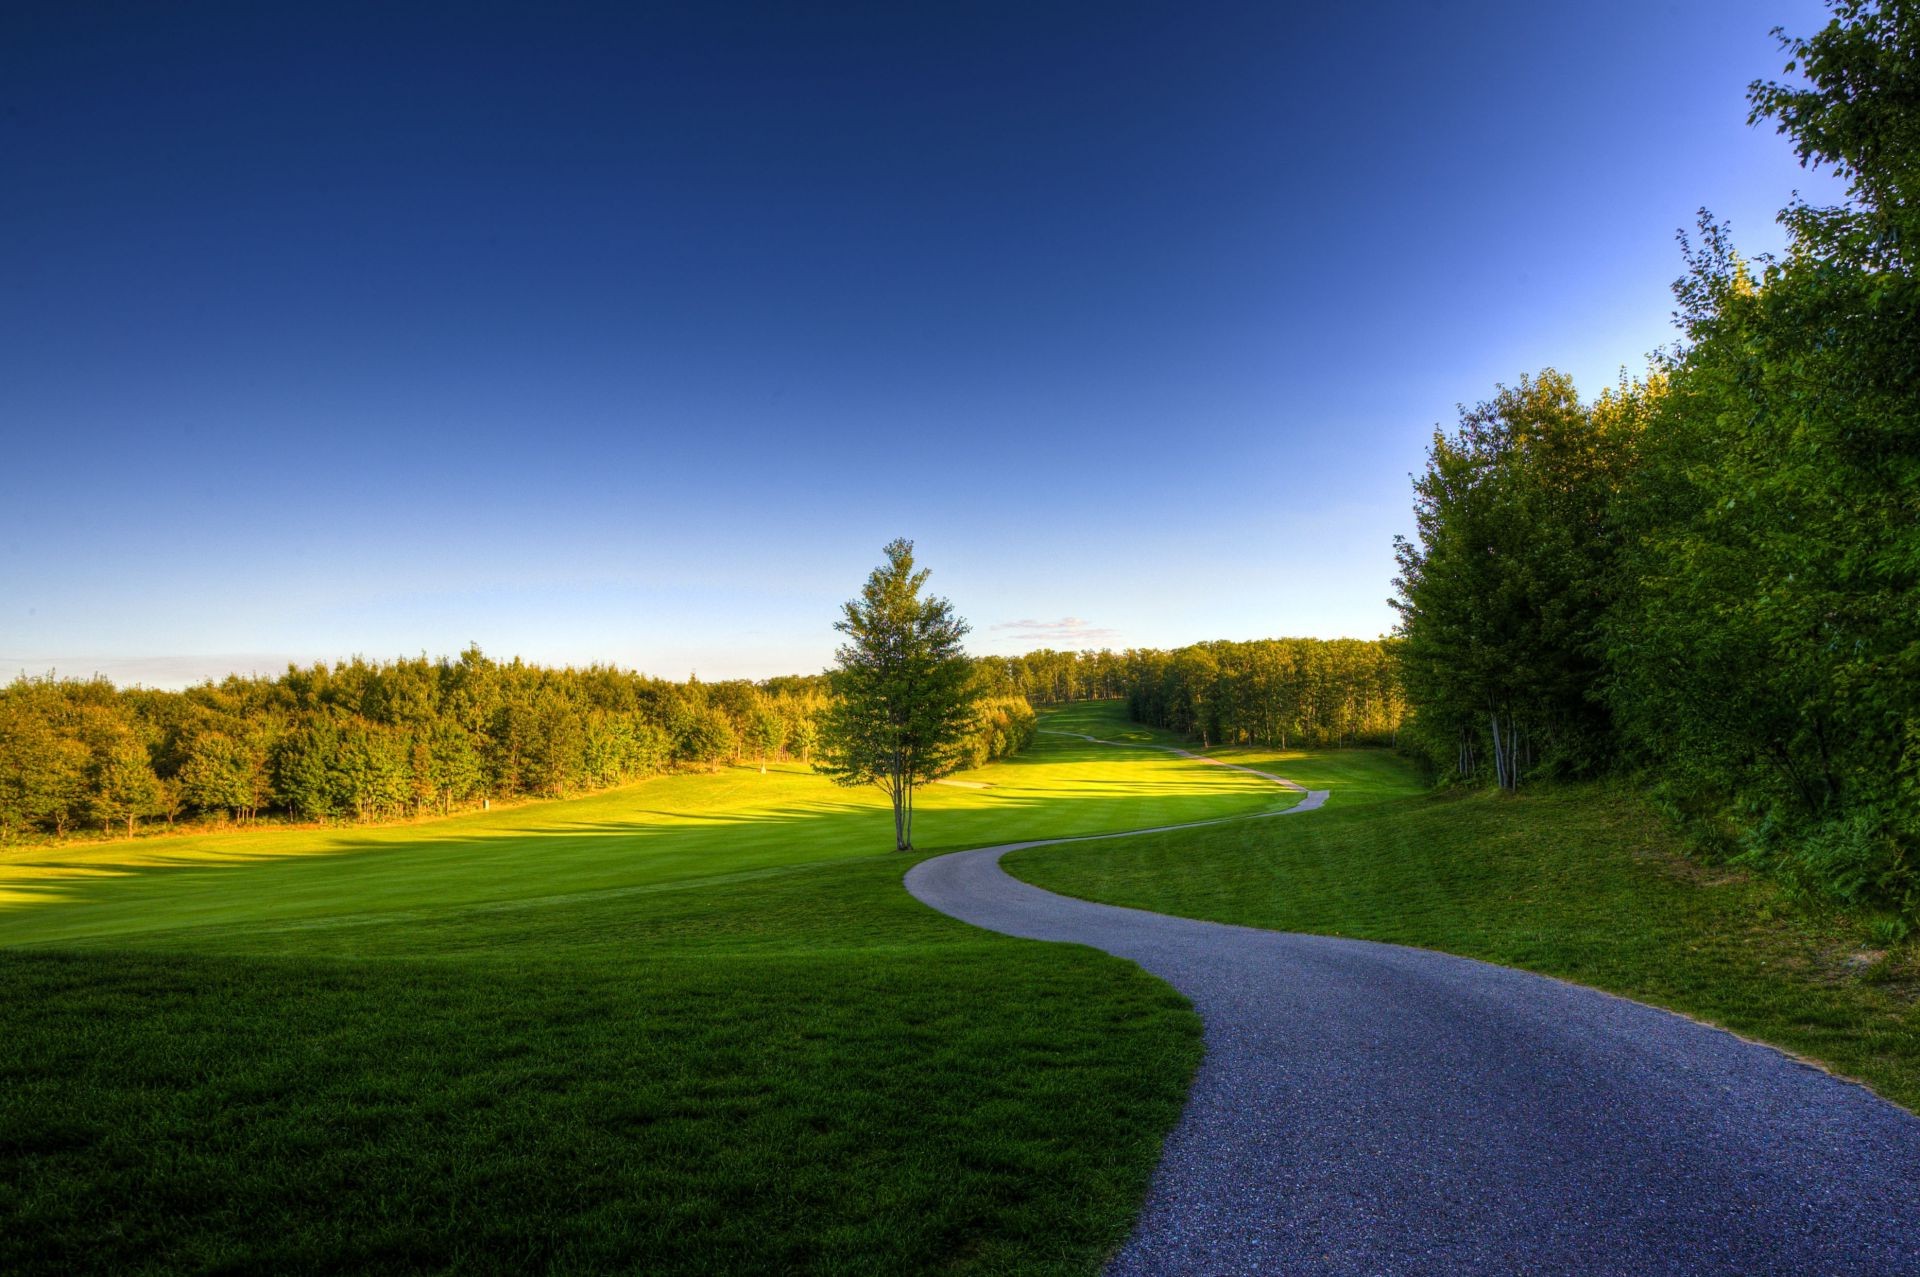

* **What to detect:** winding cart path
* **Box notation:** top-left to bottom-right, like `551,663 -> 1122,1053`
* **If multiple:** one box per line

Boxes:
904,731 -> 1920,1275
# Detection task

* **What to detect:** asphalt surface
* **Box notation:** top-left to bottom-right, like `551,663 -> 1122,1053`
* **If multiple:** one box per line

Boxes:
904,737 -> 1920,1275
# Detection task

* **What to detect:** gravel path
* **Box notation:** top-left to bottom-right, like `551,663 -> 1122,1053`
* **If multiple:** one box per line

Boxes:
904,733 -> 1920,1274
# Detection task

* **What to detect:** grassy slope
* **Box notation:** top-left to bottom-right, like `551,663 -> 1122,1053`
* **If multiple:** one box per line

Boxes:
1008,763 -> 1920,1113
0,705 -> 1281,1276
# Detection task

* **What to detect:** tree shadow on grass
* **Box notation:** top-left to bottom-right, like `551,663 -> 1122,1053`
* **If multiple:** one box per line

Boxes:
0,739 -> 1289,940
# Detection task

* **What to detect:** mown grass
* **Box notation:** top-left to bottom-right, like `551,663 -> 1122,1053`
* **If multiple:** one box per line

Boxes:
1036,702 -> 1423,810
0,706 -> 1274,1276
1008,779 -> 1920,1113
0,717 -> 1277,949
1207,742 -> 1427,808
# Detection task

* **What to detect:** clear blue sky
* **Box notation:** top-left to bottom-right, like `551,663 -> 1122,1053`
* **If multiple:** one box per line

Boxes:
1,1 -> 1844,686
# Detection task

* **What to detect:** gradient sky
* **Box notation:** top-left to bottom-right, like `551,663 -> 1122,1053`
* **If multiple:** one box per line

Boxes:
2,1 -> 1846,687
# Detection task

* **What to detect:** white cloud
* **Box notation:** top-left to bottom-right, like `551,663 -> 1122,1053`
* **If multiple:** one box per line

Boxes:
985,617 -> 1123,649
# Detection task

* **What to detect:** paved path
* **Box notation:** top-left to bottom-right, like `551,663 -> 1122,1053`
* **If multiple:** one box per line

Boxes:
905,732 -> 1920,1274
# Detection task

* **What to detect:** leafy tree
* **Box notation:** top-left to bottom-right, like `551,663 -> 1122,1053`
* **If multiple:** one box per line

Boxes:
676,706 -> 738,769
1392,371 -> 1637,789
1594,0 -> 1920,909
959,696 -> 1039,770
819,539 -> 979,851
486,702 -> 533,796
1111,639 -> 1404,751
525,696 -> 586,796
424,720 -> 485,813
271,722 -> 339,821
748,704 -> 786,772
788,716 -> 820,766
178,733 -> 255,819
0,705 -> 86,840
333,723 -> 411,820
1748,0 -> 1920,275
88,737 -> 162,837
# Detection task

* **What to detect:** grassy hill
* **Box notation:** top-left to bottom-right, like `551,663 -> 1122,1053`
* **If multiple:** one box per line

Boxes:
0,704 -> 1280,1276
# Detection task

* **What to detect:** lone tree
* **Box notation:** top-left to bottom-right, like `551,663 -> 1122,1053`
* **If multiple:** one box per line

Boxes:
819,538 -> 979,851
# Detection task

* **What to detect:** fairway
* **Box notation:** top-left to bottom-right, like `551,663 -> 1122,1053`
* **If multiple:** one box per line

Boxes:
0,703 -> 1279,1275
0,702 -> 1279,951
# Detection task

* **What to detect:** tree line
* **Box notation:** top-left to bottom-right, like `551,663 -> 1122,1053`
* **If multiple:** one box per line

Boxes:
980,639 -> 1406,749
0,648 -> 1034,842
1392,1 -> 1919,914
977,648 -> 1134,704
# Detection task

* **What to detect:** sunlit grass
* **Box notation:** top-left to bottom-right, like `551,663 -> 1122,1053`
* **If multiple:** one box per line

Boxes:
1033,699 -> 1424,809
0,713 -> 1277,949
0,704 -> 1272,1275
1202,741 -> 1428,807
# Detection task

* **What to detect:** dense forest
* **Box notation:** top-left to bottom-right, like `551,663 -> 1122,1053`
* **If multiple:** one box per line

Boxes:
0,635 -> 1402,844
978,639 -> 1405,748
977,649 -> 1134,703
0,650 -> 1035,841
1392,3 -> 1919,915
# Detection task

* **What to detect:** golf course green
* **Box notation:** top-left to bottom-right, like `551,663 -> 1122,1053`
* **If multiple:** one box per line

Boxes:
0,701 -> 1289,1275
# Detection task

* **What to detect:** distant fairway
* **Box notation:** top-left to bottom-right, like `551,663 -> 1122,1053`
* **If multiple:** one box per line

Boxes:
0,700 -> 1280,951
0,702 -> 1290,1275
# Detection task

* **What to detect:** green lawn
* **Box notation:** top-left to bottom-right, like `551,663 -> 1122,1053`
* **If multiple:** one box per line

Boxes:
0,704 -> 1276,1276
1204,741 -> 1428,808
1035,702 -> 1424,809
21,701 -> 1905,1272
1007,778 -> 1920,1113
0,711 -> 1279,951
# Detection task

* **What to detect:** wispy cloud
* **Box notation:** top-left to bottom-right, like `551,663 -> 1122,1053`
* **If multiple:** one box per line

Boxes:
986,617 -> 1122,649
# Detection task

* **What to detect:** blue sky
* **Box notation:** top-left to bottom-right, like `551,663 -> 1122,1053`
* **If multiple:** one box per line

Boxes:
1,1 -> 1845,686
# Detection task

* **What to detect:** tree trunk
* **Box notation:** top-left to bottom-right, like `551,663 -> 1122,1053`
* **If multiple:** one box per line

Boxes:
1488,710 -> 1507,793
1488,708 -> 1520,793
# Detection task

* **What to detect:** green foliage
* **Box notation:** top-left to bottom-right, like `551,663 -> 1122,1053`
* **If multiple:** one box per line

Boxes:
0,701 -> 87,841
747,703 -> 786,764
419,720 -> 485,814
1602,0 -> 1920,911
674,705 -> 739,769
978,643 -> 1405,756
176,733 -> 256,819
819,539 -> 981,851
332,723 -> 411,821
958,696 -> 1039,770
1388,2 -> 1920,913
787,715 -> 819,765
84,738 -> 162,839
0,651 -> 902,841
1121,637 -> 1403,750
1748,0 -> 1920,274
978,648 -> 1133,703
1392,370 -> 1646,790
